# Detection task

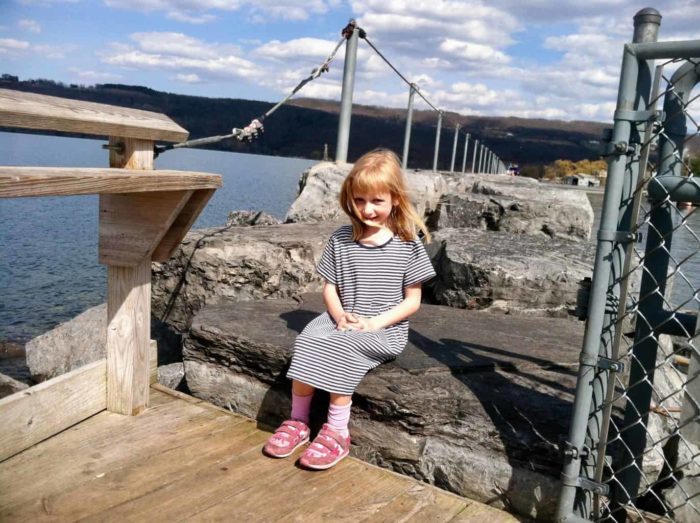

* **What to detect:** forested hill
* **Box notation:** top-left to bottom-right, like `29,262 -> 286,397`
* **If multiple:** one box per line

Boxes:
0,77 -> 611,171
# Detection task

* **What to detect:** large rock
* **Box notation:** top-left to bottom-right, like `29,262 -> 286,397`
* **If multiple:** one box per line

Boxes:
425,228 -> 594,316
151,222 -> 339,331
26,304 -> 107,382
0,372 -> 28,399
428,190 -> 593,241
25,304 -> 183,382
183,293 -> 586,520
471,180 -> 593,240
284,162 -> 447,223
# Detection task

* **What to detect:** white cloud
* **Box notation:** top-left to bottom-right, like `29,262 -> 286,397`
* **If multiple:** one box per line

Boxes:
175,73 -> 202,83
101,32 -> 263,81
68,67 -> 121,81
19,19 -> 42,33
0,38 -> 31,50
33,43 -> 78,59
439,38 -> 510,65
166,11 -> 217,24
104,0 -> 336,23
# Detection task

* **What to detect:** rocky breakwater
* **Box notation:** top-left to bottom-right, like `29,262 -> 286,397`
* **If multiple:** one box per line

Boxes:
24,162 -> 597,520
184,293 -> 584,519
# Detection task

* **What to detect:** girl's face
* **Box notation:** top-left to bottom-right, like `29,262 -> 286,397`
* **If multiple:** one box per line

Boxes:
352,190 -> 395,229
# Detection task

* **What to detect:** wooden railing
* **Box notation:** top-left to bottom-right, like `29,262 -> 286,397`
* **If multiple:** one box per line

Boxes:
0,88 -> 222,461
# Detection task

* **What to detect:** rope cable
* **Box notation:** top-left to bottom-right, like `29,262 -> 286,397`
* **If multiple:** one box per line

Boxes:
154,29 -> 349,157
362,35 -> 440,113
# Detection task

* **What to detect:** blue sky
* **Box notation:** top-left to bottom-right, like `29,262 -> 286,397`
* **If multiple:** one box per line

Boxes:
1,0 -> 698,122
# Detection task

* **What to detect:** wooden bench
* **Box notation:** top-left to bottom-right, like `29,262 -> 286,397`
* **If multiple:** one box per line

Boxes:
0,88 -> 222,461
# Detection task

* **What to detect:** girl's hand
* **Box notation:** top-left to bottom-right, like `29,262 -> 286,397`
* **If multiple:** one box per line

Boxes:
344,316 -> 377,332
337,312 -> 360,331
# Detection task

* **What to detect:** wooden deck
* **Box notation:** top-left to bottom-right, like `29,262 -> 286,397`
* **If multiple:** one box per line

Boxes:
0,386 -> 519,522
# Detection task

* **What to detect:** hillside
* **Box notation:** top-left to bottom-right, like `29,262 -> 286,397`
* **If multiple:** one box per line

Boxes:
0,77 -> 611,169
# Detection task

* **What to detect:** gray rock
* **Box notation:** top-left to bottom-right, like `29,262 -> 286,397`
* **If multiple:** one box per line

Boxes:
425,228 -> 593,315
183,293 -> 585,520
284,162 -> 446,223
0,372 -> 29,399
152,222 -> 339,331
428,176 -> 593,241
25,304 -> 184,382
471,180 -> 593,240
226,210 -> 280,226
26,304 -> 107,382
157,362 -> 186,390
662,475 -> 700,523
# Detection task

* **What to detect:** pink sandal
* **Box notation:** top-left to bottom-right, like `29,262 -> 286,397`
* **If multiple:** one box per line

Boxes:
299,423 -> 351,470
263,420 -> 310,458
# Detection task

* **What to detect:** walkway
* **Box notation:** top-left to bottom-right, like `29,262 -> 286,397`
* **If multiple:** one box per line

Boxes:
0,385 -> 519,522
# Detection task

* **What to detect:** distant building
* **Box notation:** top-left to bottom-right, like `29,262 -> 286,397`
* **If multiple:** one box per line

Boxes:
563,173 -> 601,187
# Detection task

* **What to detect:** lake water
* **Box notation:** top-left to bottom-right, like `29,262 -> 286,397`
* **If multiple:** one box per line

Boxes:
0,131 -> 314,342
1,132 -> 699,344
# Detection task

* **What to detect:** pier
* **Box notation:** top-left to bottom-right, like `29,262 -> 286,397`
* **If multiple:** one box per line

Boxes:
0,89 -> 516,521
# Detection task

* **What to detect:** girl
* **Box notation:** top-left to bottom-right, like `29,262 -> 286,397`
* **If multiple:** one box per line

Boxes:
264,149 -> 435,470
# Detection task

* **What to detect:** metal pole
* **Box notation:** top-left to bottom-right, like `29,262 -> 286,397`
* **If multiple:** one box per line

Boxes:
335,23 -> 359,163
478,145 -> 486,174
432,111 -> 443,172
471,139 -> 478,173
450,124 -> 460,173
555,8 -> 661,522
462,133 -> 470,173
402,83 -> 416,170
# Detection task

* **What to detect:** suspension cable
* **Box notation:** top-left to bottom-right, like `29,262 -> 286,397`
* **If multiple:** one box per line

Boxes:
154,25 -> 351,157
362,36 -> 440,113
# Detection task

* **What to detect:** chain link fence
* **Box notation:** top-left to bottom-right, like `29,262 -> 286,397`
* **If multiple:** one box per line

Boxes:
557,9 -> 700,523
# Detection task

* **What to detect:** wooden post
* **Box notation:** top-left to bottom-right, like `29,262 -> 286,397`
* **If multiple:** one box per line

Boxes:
105,137 -> 153,415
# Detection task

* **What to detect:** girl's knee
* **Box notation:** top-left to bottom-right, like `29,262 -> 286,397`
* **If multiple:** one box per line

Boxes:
292,380 -> 315,396
329,393 -> 352,406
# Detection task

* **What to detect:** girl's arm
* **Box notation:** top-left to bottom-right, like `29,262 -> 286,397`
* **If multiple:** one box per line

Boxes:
322,281 -> 345,323
323,281 -> 358,330
365,284 -> 422,331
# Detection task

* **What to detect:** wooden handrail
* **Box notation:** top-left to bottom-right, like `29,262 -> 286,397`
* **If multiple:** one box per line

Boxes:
0,88 -> 188,142
0,167 -> 222,198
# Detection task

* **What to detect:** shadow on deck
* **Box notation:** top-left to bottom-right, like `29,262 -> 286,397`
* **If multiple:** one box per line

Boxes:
0,385 -> 520,522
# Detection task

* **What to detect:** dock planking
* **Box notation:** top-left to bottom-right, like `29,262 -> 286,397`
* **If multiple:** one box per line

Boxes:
0,387 -> 519,522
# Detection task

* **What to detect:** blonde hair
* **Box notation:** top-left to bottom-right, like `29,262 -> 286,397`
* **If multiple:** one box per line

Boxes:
339,149 -> 431,243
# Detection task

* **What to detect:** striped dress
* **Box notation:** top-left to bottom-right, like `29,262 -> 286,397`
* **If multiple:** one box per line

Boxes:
287,225 -> 436,395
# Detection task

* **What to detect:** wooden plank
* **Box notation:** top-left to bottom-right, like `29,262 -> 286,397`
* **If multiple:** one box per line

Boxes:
0,167 -> 221,198
106,259 -> 151,415
84,429 -> 280,521
98,190 -> 193,266
0,391 -> 249,513
1,412 -> 259,520
364,484 -> 469,523
149,340 -> 157,385
0,88 -> 188,142
0,359 -> 106,462
152,188 -> 216,261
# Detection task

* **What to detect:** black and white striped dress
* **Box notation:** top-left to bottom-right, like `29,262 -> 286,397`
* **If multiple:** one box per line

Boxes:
287,225 -> 436,395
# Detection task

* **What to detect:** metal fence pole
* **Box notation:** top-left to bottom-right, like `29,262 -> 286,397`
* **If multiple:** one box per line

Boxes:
450,124 -> 460,173
555,9 -> 660,522
471,139 -> 478,173
433,111 -> 443,172
462,133 -> 470,173
613,35 -> 700,523
402,83 -> 416,170
479,145 -> 486,174
335,23 -> 360,163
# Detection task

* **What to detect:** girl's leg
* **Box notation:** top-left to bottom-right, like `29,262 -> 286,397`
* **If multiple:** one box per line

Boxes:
327,393 -> 352,437
263,380 -> 314,458
291,379 -> 315,424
